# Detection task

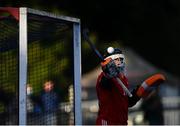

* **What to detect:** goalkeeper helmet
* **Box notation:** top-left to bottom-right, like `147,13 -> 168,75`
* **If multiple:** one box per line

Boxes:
104,47 -> 126,74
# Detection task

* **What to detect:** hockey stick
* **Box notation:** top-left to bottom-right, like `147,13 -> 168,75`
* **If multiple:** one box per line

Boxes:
83,29 -> 132,97
82,29 -> 104,61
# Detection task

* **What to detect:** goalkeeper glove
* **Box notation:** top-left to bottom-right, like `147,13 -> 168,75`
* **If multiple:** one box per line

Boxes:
101,58 -> 120,78
136,73 -> 166,98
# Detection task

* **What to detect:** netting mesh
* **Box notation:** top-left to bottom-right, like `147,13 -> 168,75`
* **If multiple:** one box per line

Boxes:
26,14 -> 74,125
0,10 -> 75,125
0,17 -> 19,124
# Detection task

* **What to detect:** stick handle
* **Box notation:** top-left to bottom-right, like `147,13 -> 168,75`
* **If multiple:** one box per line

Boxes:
83,29 -> 104,61
116,77 -> 132,97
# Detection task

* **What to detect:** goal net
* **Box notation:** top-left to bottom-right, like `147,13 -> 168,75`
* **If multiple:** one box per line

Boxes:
0,7 -> 81,125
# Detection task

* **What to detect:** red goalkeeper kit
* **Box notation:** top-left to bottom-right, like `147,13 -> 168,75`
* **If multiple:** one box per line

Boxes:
96,72 -> 133,125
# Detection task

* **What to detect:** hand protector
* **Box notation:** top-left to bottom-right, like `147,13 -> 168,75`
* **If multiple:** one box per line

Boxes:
101,58 -> 120,78
136,73 -> 166,98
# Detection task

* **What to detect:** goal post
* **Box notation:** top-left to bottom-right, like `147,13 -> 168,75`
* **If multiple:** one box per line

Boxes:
0,7 -> 82,125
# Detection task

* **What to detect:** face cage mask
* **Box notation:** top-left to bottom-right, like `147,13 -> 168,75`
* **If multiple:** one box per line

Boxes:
116,62 -> 126,75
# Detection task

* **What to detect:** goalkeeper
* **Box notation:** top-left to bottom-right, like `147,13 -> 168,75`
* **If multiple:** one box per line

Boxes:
96,47 -> 165,125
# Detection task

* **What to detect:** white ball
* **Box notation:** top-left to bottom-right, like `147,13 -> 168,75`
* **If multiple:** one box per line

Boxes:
107,47 -> 114,54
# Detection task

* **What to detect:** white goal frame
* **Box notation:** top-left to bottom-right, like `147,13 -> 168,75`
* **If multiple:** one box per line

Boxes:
18,7 -> 82,125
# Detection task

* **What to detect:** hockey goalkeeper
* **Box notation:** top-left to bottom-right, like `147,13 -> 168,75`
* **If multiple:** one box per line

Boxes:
96,47 -> 165,125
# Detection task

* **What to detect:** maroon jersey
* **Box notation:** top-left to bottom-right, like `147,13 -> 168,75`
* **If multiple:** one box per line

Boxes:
96,72 -> 129,125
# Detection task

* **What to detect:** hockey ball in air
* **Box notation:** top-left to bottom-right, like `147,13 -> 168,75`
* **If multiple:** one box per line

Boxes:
107,47 -> 114,54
